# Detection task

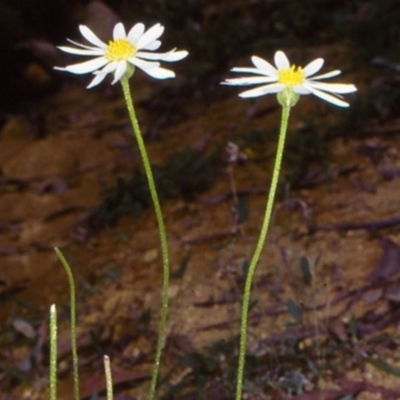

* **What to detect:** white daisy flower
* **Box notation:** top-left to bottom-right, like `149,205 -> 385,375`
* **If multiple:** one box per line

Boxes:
222,50 -> 357,107
55,22 -> 188,88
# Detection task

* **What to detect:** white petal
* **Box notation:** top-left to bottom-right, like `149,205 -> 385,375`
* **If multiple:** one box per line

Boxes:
136,49 -> 188,62
144,66 -> 175,79
57,45 -> 104,56
165,50 -> 188,61
293,85 -> 311,95
59,57 -> 109,74
128,23 -> 145,42
79,25 -> 106,48
222,76 -> 276,86
87,61 -> 118,87
308,87 -> 350,107
113,23 -> 126,40
97,61 -> 118,75
143,40 -> 161,51
274,51 -> 290,69
303,58 -> 324,77
129,57 -> 160,71
305,81 -> 357,94
87,72 -> 108,88
136,24 -> 165,50
135,50 -> 166,61
67,38 -> 100,50
310,70 -> 341,80
251,56 -> 277,76
111,61 -> 127,84
231,67 -> 266,75
238,83 -> 285,98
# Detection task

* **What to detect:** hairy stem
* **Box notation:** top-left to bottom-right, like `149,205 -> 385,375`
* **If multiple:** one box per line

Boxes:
235,106 -> 291,400
49,304 -> 57,400
120,77 -> 170,400
54,247 -> 80,400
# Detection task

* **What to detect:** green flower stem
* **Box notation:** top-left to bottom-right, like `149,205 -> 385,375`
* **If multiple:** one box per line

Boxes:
49,304 -> 57,400
235,105 -> 291,400
54,247 -> 80,400
120,77 -> 170,400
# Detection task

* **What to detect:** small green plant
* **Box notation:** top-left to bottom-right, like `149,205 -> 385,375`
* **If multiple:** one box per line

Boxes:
54,247 -> 80,400
55,22 -> 188,400
222,50 -> 356,400
50,249 -> 117,400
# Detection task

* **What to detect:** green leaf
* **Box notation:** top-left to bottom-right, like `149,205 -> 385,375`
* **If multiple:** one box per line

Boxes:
306,358 -> 319,376
234,195 -> 248,224
172,253 -> 191,279
299,256 -> 312,286
286,298 -> 302,323
349,313 -> 358,342
366,356 -> 400,377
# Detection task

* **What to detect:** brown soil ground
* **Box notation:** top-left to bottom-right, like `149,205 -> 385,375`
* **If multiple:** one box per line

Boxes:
1,52 -> 400,400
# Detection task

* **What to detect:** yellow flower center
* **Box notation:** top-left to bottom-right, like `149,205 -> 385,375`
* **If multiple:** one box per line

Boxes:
105,39 -> 136,61
278,65 -> 304,86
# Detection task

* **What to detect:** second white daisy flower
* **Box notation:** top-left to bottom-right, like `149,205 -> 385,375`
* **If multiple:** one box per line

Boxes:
222,50 -> 356,107
55,22 -> 188,88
